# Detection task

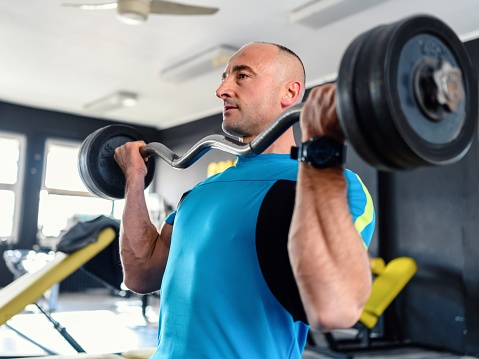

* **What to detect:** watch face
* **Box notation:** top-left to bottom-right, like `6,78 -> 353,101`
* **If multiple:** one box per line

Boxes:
310,140 -> 337,165
304,137 -> 343,168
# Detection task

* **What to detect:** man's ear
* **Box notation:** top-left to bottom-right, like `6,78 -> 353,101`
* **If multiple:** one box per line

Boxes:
281,81 -> 302,107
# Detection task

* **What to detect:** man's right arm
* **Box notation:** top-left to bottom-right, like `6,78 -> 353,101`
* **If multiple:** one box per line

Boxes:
114,141 -> 171,294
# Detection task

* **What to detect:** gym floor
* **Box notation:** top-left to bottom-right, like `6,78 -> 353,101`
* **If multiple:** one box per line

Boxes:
0,289 -> 475,359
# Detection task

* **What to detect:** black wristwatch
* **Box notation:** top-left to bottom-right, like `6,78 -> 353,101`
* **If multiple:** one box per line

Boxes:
290,136 -> 346,168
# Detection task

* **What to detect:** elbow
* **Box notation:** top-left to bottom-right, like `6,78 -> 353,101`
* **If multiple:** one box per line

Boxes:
307,301 -> 365,332
122,277 -> 145,294
122,274 -> 158,295
307,281 -> 371,332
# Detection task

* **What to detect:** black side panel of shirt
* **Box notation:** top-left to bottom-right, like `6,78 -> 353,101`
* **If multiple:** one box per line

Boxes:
255,180 -> 308,324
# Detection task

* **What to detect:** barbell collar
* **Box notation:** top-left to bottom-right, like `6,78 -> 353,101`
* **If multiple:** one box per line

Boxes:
433,60 -> 464,112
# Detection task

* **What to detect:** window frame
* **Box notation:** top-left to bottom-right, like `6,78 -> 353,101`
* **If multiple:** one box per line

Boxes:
41,138 -> 93,198
0,130 -> 26,244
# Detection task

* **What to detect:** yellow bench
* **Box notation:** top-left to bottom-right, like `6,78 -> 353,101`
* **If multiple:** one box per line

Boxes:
0,227 -> 118,356
0,227 -> 117,327
0,225 -> 160,359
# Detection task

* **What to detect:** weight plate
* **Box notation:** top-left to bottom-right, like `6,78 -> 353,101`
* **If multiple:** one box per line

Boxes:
371,15 -> 478,168
339,14 -> 478,171
338,23 -> 416,171
355,24 -> 418,171
397,18 -> 476,166
397,34 -> 463,144
78,124 -> 156,200
357,20 -> 426,170
336,29 -> 396,170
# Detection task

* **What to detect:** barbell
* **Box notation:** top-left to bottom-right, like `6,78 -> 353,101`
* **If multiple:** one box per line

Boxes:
78,14 -> 478,200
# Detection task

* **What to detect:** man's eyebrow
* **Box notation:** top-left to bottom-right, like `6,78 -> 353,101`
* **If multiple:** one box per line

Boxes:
232,65 -> 255,73
222,65 -> 256,80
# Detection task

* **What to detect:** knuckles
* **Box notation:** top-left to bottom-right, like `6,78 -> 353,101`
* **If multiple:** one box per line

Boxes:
300,84 -> 344,141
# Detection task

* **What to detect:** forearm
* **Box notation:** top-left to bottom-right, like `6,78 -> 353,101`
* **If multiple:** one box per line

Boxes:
288,165 -> 371,331
120,175 -> 169,294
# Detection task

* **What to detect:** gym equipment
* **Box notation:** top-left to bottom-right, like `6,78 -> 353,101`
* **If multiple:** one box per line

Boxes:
78,124 -> 156,200
336,15 -> 477,171
78,14 -> 478,200
0,227 -> 117,354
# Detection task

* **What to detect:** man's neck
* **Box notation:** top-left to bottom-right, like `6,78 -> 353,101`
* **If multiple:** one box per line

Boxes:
252,128 -> 297,155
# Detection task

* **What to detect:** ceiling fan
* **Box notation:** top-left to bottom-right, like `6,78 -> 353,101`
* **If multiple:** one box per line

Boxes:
62,0 -> 219,25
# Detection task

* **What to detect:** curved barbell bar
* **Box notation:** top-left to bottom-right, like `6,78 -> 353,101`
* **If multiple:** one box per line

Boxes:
140,103 -> 304,169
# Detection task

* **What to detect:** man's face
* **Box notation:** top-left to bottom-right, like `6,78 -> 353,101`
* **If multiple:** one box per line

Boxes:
215,44 -> 286,143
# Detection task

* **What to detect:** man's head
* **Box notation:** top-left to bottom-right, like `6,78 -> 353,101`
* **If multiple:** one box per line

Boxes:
216,42 -> 305,143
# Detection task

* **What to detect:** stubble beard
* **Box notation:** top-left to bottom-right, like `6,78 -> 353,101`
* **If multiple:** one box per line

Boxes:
222,111 -> 250,140
222,120 -> 246,139
222,108 -> 265,142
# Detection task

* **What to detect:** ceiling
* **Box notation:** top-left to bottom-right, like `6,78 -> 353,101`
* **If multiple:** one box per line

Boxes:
0,0 -> 478,130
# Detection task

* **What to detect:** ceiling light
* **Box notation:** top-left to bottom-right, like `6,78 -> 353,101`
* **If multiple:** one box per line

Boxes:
290,0 -> 390,29
117,0 -> 149,25
160,45 -> 238,84
84,91 -> 138,113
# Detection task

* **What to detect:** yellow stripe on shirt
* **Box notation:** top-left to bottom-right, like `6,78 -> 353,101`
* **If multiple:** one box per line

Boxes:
353,173 -> 375,240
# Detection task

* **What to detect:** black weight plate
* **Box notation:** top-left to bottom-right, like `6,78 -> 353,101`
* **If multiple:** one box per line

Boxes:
340,14 -> 478,171
79,128 -> 133,199
78,125 -> 127,199
338,22 -> 425,171
397,34 -> 463,144
353,24 -> 418,171
336,30 -> 390,169
398,18 -> 477,165
78,124 -> 155,200
371,15 -> 478,168
355,20 -> 427,171
78,128 -> 101,194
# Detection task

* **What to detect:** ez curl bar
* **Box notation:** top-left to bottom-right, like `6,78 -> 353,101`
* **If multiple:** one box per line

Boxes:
78,14 -> 478,200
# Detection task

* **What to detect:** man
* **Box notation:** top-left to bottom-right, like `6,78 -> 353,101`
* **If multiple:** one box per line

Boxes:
114,42 -> 375,358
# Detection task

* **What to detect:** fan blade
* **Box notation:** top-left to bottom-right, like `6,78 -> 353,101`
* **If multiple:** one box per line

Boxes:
149,0 -> 218,15
62,2 -> 117,10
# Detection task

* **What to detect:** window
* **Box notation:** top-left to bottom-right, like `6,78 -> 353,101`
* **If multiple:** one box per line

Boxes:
37,139 -> 125,247
0,132 -> 26,244
36,138 -> 165,248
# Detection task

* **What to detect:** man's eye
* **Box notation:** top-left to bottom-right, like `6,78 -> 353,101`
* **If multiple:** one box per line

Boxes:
238,73 -> 248,79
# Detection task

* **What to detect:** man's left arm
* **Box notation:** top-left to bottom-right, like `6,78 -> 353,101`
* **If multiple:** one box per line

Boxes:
288,84 -> 374,332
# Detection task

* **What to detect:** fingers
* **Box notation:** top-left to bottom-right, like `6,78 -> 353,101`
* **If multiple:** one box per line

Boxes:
300,83 -> 344,142
114,140 -> 149,178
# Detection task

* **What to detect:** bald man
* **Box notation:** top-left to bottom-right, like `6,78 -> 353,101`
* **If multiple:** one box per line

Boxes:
114,42 -> 375,359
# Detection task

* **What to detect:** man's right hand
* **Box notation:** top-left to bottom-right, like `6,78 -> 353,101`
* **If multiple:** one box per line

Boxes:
300,83 -> 344,143
114,140 -> 149,179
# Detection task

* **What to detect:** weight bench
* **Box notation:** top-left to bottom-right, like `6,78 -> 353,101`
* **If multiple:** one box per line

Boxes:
306,256 -> 418,358
0,226 -> 118,356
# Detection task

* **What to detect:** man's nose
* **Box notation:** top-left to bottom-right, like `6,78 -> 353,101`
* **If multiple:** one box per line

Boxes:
215,79 -> 233,99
